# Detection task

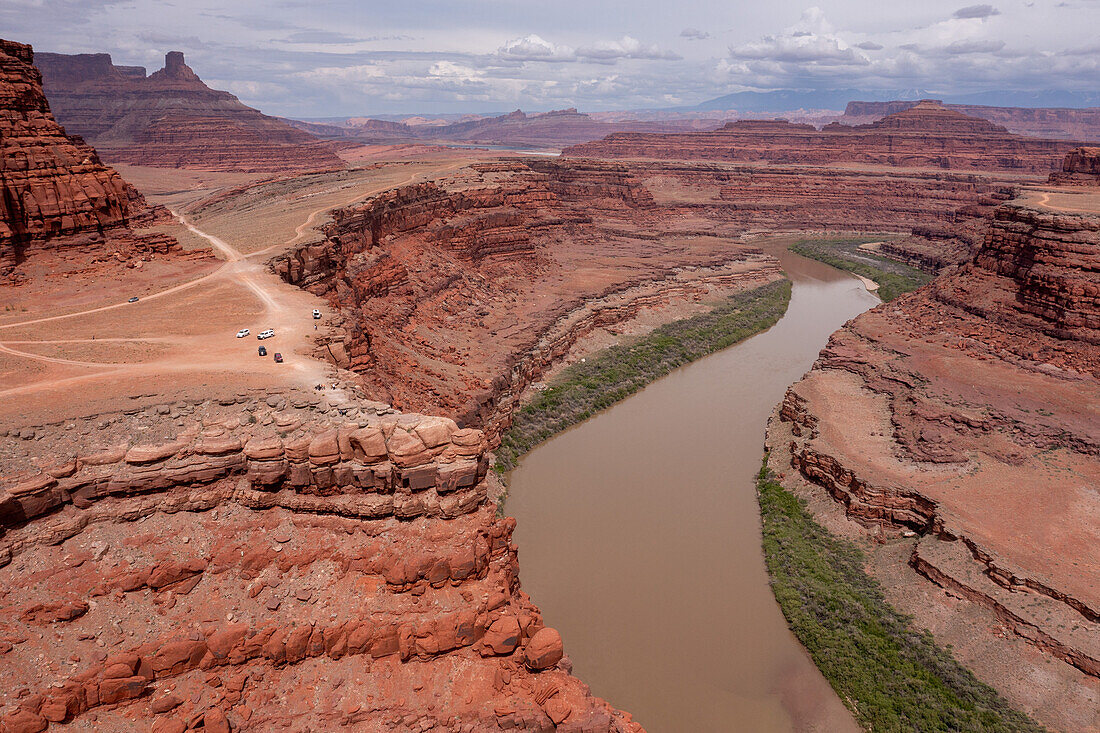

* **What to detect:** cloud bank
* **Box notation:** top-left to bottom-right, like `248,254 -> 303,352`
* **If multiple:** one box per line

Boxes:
2,0 -> 1097,115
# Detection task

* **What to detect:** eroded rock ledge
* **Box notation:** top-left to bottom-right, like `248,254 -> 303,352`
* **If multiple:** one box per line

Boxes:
0,393 -> 643,732
0,39 -> 187,278
270,157 -> 1015,438
766,201 -> 1099,728
565,101 -> 1082,174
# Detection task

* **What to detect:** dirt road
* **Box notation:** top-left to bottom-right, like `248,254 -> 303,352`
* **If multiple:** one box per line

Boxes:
0,163 -> 461,413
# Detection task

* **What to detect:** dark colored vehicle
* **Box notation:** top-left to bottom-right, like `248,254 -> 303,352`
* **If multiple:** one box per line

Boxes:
273,353 -> 283,363
258,346 -> 267,357
127,297 -> 139,303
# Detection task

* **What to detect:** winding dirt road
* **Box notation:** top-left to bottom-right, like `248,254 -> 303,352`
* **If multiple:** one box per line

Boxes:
0,164 -> 460,406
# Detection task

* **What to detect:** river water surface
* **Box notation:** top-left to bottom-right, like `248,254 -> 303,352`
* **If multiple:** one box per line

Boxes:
506,248 -> 880,731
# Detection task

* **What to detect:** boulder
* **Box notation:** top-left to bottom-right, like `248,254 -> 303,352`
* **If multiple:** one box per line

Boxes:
524,627 -> 564,670
482,615 -> 521,655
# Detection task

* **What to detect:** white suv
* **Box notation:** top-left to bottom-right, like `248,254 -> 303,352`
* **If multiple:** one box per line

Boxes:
236,329 -> 250,338
312,309 -> 321,319
257,329 -> 275,340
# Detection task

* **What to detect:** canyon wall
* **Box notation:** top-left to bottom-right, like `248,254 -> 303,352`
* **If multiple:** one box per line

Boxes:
841,100 -> 1100,141
1049,147 -> 1100,186
0,39 -> 182,278
269,157 -> 1014,437
0,393 -> 642,732
768,200 -> 1099,729
36,51 -> 344,173
285,108 -> 711,148
565,101 -> 1080,174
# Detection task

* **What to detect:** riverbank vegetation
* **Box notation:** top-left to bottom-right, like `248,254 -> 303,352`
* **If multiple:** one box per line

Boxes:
756,464 -> 1045,732
495,279 -> 792,472
789,237 -> 932,302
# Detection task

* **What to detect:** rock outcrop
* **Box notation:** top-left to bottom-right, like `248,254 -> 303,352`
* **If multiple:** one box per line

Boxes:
0,394 -> 642,732
767,200 -> 1099,728
36,51 -> 344,173
286,108 -> 704,148
565,101 -> 1081,174
266,156 -> 1015,436
1049,147 -> 1100,186
0,39 -> 182,277
840,99 -> 1100,141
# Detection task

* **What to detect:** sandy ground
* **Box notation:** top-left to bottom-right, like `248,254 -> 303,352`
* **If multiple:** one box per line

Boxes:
0,157 -> 483,426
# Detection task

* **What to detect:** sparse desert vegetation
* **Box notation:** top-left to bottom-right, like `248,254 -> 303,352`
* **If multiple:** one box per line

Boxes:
756,464 -> 1045,733
790,237 -> 933,302
497,280 -> 792,472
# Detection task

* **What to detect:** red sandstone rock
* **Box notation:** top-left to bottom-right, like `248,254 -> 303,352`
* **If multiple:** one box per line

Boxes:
0,39 -> 180,277
289,106 -> 701,148
770,201 -> 1100,722
273,157 -> 1010,434
566,101 -> 1079,174
2,711 -> 47,733
482,614 -> 522,655
201,708 -> 230,733
524,627 -> 564,670
35,51 -> 344,173
840,99 -> 1100,141
0,402 -> 637,732
1049,147 -> 1100,186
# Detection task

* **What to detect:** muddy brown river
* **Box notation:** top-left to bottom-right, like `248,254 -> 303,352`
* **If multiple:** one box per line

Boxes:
506,248 -> 880,731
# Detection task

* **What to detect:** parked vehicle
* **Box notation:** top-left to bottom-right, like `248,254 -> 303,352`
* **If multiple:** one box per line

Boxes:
273,353 -> 283,363
236,329 -> 250,338
312,309 -> 321,319
257,329 -> 275,340
128,297 -> 139,303
258,346 -> 267,356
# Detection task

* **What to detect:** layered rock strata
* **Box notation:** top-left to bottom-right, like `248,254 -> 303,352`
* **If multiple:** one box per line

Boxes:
0,39 -> 183,277
285,108 -> 711,149
269,157 -> 1015,433
36,51 -> 344,172
767,201 -> 1099,727
841,99 -> 1100,141
565,101 -> 1081,174
0,393 -> 641,732
1049,147 -> 1100,186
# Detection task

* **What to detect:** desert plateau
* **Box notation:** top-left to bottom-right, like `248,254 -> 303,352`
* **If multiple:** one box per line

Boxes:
1,3 -> 1098,732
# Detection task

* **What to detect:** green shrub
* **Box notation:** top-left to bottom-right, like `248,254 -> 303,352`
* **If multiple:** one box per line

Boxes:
757,463 -> 1044,732
790,238 -> 932,302
496,280 -> 792,471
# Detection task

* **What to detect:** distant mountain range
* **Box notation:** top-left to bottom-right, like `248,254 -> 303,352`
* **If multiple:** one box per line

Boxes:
683,89 -> 1100,112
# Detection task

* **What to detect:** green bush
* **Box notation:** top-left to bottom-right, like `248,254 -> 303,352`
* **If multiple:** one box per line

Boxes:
496,280 -> 792,471
790,238 -> 932,302
757,463 -> 1044,732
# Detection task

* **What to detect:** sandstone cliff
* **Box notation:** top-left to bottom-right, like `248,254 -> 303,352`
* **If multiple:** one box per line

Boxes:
285,108 -> 706,148
36,51 -> 344,173
565,101 -> 1080,174
265,157 -> 1016,438
1049,147 -> 1100,186
0,393 -> 642,731
768,199 -> 1099,729
841,99 -> 1100,141
0,39 -> 181,278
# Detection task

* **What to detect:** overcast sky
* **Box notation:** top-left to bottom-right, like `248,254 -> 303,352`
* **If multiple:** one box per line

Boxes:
4,0 -> 1099,116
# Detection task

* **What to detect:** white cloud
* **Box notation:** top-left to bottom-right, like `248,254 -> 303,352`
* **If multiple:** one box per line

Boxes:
5,0 -> 1100,115
496,34 -> 575,62
729,8 -> 868,66
576,36 -> 680,62
428,60 -> 483,80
